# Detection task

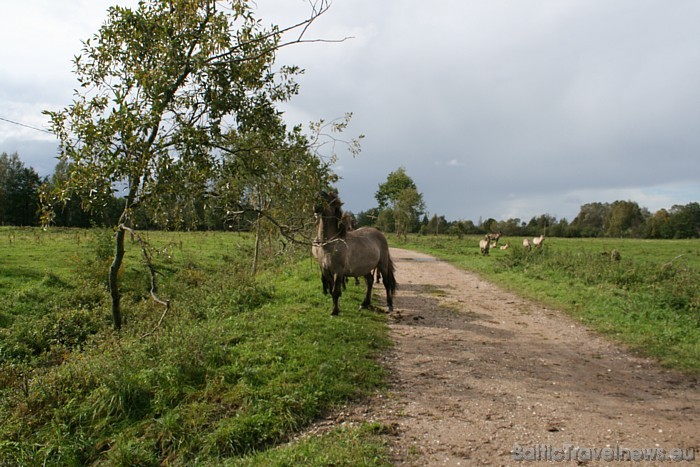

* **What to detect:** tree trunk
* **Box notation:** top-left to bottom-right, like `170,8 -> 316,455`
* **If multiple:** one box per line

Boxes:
252,212 -> 261,275
109,226 -> 126,330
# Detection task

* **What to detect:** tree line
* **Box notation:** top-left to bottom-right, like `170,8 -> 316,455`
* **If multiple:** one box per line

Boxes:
350,167 -> 700,240
0,151 -> 254,230
437,199 -> 700,239
3,153 -> 699,239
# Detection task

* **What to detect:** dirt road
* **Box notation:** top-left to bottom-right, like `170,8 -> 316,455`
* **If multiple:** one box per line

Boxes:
350,248 -> 699,465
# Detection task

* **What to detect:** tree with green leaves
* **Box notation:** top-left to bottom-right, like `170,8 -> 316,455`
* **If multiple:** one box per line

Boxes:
41,159 -> 125,228
375,167 -> 424,236
424,214 -> 447,235
214,116 -> 347,273
393,186 -> 425,239
44,0 -> 347,330
571,202 -> 610,237
355,207 -> 379,228
668,202 -> 700,238
375,166 -> 417,210
481,217 -> 498,234
0,152 -> 41,226
647,208 -> 673,239
605,200 -> 646,237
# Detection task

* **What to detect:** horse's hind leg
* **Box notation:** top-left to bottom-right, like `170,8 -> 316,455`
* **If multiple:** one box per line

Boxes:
360,273 -> 374,310
385,289 -> 393,312
380,266 -> 395,313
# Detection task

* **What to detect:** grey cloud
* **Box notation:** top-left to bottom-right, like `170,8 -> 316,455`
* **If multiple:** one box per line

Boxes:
3,0 -> 699,222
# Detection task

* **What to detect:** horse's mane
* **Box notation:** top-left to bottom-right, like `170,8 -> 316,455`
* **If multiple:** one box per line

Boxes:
321,190 -> 347,237
330,193 -> 347,237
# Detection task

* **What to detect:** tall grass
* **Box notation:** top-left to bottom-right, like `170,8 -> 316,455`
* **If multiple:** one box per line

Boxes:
0,227 -> 391,465
402,235 -> 700,372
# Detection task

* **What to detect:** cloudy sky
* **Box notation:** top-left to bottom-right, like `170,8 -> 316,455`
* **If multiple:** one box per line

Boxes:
1,1 -> 699,222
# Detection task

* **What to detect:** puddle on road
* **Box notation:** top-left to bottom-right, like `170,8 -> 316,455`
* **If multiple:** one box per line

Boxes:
397,257 -> 441,262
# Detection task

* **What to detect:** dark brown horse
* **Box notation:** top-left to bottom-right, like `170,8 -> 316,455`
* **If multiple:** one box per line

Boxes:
485,231 -> 504,244
312,191 -> 396,315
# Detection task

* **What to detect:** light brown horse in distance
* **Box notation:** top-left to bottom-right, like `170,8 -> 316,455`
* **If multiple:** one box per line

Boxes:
312,191 -> 396,316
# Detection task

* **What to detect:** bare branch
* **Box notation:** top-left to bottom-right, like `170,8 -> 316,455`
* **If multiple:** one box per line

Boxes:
208,1 -> 352,67
120,225 -> 172,337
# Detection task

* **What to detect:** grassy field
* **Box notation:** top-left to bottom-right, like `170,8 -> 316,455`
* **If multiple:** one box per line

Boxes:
400,234 -> 700,373
2,227 -> 698,463
0,227 -> 392,465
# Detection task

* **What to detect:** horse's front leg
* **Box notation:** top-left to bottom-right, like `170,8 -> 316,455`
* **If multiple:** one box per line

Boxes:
321,273 -> 329,295
331,273 -> 343,316
360,273 -> 374,310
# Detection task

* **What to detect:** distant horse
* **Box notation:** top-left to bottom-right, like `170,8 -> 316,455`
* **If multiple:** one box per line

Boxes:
312,191 -> 397,316
479,235 -> 491,255
533,234 -> 545,249
485,231 -> 503,245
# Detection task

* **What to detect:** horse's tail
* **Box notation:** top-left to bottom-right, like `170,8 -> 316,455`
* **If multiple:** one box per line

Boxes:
383,253 -> 397,295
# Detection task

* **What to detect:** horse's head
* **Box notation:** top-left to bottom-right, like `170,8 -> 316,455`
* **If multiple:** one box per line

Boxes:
315,191 -> 343,217
314,190 -> 346,237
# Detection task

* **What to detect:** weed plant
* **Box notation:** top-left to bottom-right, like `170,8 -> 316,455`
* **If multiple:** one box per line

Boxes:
0,227 -> 391,465
402,235 -> 700,372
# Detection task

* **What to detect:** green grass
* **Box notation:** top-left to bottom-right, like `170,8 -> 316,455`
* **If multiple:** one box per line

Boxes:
6,227 -> 695,463
233,423 -> 392,466
400,235 -> 700,373
0,227 -> 391,465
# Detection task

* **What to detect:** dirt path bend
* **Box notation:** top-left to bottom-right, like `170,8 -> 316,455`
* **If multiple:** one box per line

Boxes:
351,248 -> 699,466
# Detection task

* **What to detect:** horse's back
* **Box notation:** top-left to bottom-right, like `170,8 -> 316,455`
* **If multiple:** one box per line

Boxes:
340,228 -> 387,276
347,227 -> 390,252
350,227 -> 396,294
349,227 -> 388,244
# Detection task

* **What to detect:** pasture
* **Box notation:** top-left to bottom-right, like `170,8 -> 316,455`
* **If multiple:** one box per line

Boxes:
402,235 -> 700,373
0,227 -> 391,465
2,227 -> 698,463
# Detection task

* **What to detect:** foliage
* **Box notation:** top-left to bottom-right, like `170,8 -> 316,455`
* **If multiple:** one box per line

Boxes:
375,207 -> 395,233
421,214 -> 448,235
355,207 -> 380,228
570,201 -> 609,236
44,0 -> 316,225
372,167 -> 425,236
394,186 -> 425,239
0,227 -> 390,465
374,166 -> 418,211
0,152 -> 41,226
417,201 -> 700,240
401,234 -> 700,373
604,200 -> 647,237
214,115 -> 352,263
41,159 -> 125,228
666,203 -> 700,239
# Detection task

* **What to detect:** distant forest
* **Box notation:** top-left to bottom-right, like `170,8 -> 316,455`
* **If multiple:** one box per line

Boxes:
2,151 -> 699,238
371,200 -> 700,239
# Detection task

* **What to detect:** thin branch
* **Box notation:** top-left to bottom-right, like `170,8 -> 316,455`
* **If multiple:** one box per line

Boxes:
207,1 -> 351,67
120,225 -> 172,337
